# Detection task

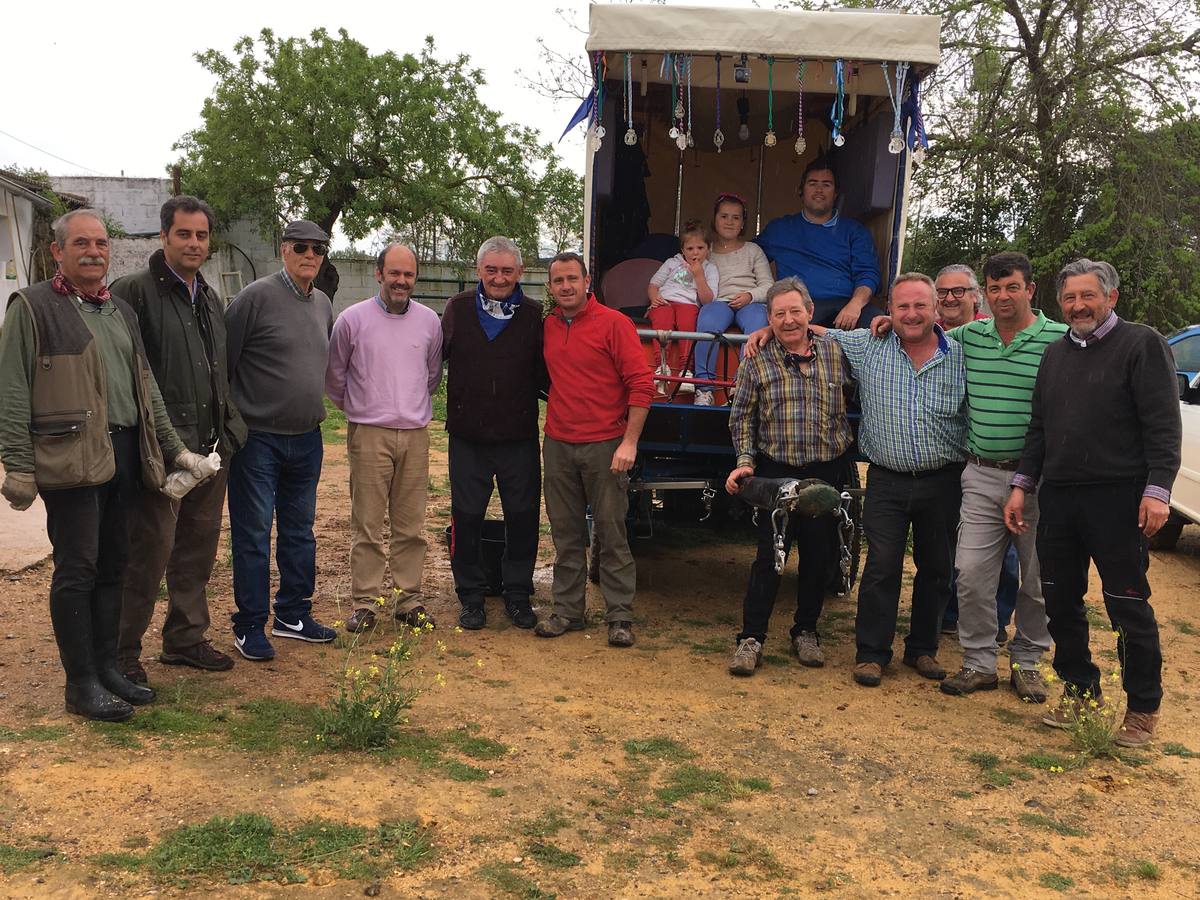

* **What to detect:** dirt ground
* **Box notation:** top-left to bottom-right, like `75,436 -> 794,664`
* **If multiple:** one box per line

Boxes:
3,424 -> 1200,899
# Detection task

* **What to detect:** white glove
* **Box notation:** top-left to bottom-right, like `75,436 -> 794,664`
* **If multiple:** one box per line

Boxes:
1,472 -> 37,511
161,453 -> 222,500
174,450 -> 209,479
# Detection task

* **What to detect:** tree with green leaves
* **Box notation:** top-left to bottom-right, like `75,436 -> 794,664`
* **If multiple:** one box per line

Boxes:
176,28 -> 581,262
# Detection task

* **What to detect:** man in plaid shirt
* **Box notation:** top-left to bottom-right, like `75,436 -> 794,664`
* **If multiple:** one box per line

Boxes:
726,277 -> 855,676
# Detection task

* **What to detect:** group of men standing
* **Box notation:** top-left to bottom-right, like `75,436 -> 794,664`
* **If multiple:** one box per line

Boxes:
0,202 -> 654,723
731,252 -> 1180,747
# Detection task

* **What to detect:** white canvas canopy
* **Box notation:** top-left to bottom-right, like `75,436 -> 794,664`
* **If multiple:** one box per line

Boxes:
586,4 -> 941,67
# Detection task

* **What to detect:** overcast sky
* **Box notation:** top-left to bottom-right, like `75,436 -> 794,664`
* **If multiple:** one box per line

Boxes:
3,0 -> 760,183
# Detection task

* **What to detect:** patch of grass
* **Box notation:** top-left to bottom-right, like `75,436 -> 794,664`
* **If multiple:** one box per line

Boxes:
687,636 -> 728,655
623,736 -> 696,762
1019,751 -> 1080,772
714,612 -> 738,626
1132,860 -> 1161,880
678,617 -> 714,628
442,760 -> 488,782
90,852 -> 144,871
387,730 -> 444,768
605,850 -> 641,871
487,787 -> 507,798
656,765 -> 732,805
1039,872 -> 1075,891
526,841 -> 581,869
552,695 -> 568,703
448,648 -> 474,658
231,698 -> 319,753
443,728 -> 508,760
992,708 -> 1025,726
0,724 -> 70,742
321,398 -> 348,444
1018,812 -> 1087,837
1169,618 -> 1198,636
146,813 -> 432,885
762,653 -> 790,667
521,810 -> 569,838
696,839 -> 782,875
479,861 -> 556,899
89,721 -> 143,749
815,870 -> 854,891
0,844 -> 57,873
736,776 -> 772,793
1162,742 -> 1199,758
967,751 -> 1000,769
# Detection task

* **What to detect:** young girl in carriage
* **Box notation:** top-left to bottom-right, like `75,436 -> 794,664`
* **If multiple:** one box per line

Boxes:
645,220 -> 720,395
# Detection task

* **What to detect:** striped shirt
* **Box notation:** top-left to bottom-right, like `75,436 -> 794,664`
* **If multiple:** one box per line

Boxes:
730,334 -> 854,468
948,311 -> 1069,461
829,327 -> 967,472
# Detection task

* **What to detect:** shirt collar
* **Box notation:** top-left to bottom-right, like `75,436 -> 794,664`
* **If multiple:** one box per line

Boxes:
165,261 -> 199,302
1068,311 -> 1118,347
374,293 -> 410,316
801,209 -> 840,229
279,267 -> 312,299
892,323 -> 951,356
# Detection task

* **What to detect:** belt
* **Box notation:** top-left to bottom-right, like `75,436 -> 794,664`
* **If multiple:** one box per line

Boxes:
874,462 -> 961,479
967,453 -> 1019,472
108,423 -> 136,434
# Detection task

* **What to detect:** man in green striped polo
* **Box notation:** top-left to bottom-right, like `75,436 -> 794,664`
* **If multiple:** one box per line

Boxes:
938,253 -> 1068,700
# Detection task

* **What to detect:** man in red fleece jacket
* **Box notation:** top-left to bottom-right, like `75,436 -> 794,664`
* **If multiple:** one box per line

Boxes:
537,252 -> 654,647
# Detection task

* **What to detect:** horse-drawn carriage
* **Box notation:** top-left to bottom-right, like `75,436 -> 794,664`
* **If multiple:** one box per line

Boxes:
574,4 -> 942,592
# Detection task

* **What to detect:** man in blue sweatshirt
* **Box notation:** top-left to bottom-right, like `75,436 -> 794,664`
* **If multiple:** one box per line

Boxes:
755,159 -> 883,330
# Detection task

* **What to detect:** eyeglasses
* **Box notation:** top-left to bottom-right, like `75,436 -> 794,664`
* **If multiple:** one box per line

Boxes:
289,241 -> 328,257
935,286 -> 973,299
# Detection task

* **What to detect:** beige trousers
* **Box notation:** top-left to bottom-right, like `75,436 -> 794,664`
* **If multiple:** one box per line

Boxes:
347,423 -> 429,613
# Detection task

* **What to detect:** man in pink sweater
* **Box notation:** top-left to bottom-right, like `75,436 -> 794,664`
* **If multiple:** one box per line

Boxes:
325,243 -> 443,633
536,252 -> 654,647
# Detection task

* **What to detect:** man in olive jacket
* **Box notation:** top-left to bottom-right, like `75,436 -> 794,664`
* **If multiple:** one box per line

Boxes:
0,209 -> 206,722
110,196 -> 246,682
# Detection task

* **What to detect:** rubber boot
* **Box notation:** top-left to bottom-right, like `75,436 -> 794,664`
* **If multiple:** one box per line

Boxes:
50,591 -> 133,722
92,584 -> 155,706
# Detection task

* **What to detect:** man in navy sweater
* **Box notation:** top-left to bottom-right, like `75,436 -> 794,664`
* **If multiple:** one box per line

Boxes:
1004,259 -> 1180,748
755,158 -> 883,330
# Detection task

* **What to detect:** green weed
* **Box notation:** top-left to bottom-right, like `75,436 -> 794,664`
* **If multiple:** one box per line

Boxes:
321,398 -> 348,444
1018,812 -> 1087,837
521,810 -> 569,838
1039,872 -> 1075,891
623,737 -> 696,762
479,861 -> 556,899
526,840 -> 581,869
1162,742 -> 1198,758
0,844 -> 57,873
0,724 -> 70,742
656,765 -> 731,805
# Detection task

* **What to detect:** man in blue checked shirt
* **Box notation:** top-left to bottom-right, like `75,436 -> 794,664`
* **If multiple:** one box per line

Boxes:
747,272 -> 967,688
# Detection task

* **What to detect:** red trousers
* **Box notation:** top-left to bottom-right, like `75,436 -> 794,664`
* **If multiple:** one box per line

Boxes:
647,302 -> 699,373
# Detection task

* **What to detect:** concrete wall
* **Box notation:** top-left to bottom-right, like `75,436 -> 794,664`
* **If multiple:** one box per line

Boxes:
107,236 -> 226,291
50,177 -> 171,235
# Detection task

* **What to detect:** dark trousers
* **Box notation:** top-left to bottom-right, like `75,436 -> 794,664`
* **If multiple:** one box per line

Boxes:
855,463 -> 962,665
227,429 -> 322,630
812,300 -> 888,330
120,467 -> 229,663
738,454 -> 849,644
448,435 -> 541,606
42,430 -> 140,680
1037,481 -> 1162,713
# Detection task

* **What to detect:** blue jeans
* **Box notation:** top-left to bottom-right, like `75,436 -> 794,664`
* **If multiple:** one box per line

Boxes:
694,301 -> 769,382
227,429 -> 323,630
943,541 -> 1019,629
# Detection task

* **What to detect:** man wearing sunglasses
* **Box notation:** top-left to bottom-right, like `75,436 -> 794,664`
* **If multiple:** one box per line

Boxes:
224,220 -> 337,661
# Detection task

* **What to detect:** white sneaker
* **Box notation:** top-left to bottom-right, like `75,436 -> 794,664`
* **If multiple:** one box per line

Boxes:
694,389 -> 714,406
678,371 -> 695,394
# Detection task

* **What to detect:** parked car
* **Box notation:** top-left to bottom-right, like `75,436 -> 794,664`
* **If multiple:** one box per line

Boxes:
1150,372 -> 1200,550
1167,324 -> 1200,382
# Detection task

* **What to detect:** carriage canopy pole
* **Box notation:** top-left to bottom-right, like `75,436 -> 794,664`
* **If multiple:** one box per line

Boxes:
636,328 -> 750,344
755,148 -> 765,235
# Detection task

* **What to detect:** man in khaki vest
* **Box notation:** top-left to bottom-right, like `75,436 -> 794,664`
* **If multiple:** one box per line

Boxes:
0,209 -> 205,722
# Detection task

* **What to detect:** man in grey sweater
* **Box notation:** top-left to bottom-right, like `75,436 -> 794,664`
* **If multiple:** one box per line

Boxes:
225,220 -> 336,660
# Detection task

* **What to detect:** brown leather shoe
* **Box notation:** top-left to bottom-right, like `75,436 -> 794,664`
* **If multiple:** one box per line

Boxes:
1009,666 -> 1048,703
903,654 -> 946,680
853,662 -> 883,687
396,606 -> 436,629
1042,691 -> 1105,729
345,608 -> 378,633
1115,709 -> 1159,748
607,621 -> 635,648
940,666 -> 999,696
160,640 -> 235,672
534,614 -> 586,638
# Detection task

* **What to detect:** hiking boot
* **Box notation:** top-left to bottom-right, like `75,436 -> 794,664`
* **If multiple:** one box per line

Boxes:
397,606 -> 436,629
853,662 -> 883,687
1115,710 -> 1159,748
504,598 -> 537,630
160,641 -> 235,672
791,631 -> 825,668
608,621 -> 635,648
1042,691 -> 1104,729
693,389 -> 714,407
940,666 -> 999,696
903,654 -> 946,680
233,626 -> 276,661
729,638 -> 763,676
344,608 -> 377,634
1009,666 -> 1048,703
459,604 -> 486,630
534,614 -> 586,638
122,660 -> 149,685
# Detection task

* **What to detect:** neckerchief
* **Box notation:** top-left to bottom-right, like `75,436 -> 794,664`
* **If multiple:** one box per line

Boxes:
476,281 -> 525,342
52,270 -> 111,305
783,350 -> 816,371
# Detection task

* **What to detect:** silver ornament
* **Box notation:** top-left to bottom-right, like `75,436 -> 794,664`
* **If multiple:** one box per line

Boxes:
624,128 -> 638,146
674,100 -> 685,119
591,132 -> 603,152
713,129 -> 725,151
833,132 -> 845,147
795,137 -> 807,155
675,132 -> 688,151
686,130 -> 694,148
764,130 -> 777,148
595,125 -> 606,139
668,125 -> 680,139
888,132 -> 904,154
912,145 -> 926,165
